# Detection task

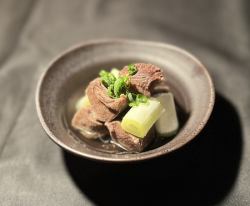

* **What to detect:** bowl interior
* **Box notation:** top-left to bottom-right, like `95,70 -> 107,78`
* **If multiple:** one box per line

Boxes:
37,40 -> 214,161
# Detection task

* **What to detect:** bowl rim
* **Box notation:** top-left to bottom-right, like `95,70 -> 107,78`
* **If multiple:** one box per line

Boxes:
36,38 -> 215,162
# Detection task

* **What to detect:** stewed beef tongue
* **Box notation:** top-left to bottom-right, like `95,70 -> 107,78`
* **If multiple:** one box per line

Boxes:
120,63 -> 165,96
71,107 -> 108,139
86,78 -> 128,122
105,121 -> 155,152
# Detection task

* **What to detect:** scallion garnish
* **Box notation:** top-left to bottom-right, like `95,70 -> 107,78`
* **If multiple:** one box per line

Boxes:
128,64 -> 137,75
99,65 -> 147,106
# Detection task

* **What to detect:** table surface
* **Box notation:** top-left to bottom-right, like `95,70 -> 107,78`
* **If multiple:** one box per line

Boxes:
0,0 -> 249,205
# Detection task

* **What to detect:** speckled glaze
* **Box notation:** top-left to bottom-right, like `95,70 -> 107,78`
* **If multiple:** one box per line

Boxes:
36,39 -> 215,162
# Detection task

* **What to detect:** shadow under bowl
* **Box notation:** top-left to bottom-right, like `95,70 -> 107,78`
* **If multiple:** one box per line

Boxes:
36,39 -> 215,162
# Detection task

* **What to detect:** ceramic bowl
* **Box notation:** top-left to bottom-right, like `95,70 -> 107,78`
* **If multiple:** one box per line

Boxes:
36,39 -> 215,162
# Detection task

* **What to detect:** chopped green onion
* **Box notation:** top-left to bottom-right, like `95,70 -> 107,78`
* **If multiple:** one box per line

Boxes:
136,94 -> 148,103
128,102 -> 138,107
113,76 -> 128,98
127,93 -> 148,107
127,92 -> 134,102
98,67 -> 147,105
110,68 -> 120,78
128,64 -> 137,75
107,84 -> 114,97
99,70 -> 107,77
99,69 -> 116,87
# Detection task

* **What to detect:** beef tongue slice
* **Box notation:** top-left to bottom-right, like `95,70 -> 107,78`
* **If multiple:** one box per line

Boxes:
120,63 -> 165,96
105,121 -> 155,152
71,107 -> 108,139
86,78 -> 128,122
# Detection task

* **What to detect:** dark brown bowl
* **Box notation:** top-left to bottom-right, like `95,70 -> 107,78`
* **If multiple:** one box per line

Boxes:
36,39 -> 215,162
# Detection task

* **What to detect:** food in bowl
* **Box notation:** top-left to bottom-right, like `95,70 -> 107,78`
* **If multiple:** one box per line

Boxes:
71,63 -> 179,152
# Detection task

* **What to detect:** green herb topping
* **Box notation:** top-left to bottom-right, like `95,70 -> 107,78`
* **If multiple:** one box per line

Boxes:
114,76 -> 129,97
128,64 -> 138,75
99,70 -> 116,87
100,69 -> 129,98
127,93 -> 148,107
99,64 -> 147,107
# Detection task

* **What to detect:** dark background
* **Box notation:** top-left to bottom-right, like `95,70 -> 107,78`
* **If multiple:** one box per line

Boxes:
0,0 -> 249,205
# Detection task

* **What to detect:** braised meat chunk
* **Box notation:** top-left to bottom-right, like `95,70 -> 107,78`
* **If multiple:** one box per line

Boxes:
120,63 -> 165,96
105,121 -> 155,152
71,107 -> 108,139
86,78 -> 128,122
